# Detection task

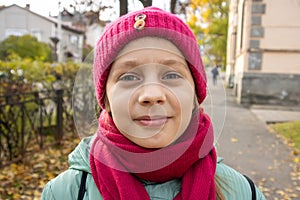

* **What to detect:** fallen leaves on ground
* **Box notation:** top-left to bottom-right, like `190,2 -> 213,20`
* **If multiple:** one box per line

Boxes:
0,133 -> 80,200
1,128 -> 299,199
230,137 -> 238,143
259,124 -> 300,199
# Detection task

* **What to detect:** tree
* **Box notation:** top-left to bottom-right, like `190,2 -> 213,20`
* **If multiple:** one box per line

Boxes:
120,0 -> 152,15
139,0 -> 152,8
68,0 -> 152,18
187,0 -> 228,68
0,34 -> 52,62
170,0 -> 177,13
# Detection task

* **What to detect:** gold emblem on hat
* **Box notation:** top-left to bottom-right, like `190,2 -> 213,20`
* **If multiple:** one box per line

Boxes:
134,13 -> 146,31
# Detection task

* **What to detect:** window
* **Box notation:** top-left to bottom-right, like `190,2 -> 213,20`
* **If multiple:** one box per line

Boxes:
5,28 -> 28,38
239,0 -> 246,50
31,29 -> 42,41
70,35 -> 78,46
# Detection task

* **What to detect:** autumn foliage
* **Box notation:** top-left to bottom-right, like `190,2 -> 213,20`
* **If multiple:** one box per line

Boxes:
0,58 -> 82,199
0,35 -> 52,62
187,0 -> 228,68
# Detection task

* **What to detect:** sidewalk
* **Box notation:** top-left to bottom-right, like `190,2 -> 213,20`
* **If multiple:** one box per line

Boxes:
251,106 -> 300,124
203,70 -> 300,199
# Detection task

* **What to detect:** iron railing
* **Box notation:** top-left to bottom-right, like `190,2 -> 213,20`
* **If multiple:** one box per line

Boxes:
0,89 -> 74,167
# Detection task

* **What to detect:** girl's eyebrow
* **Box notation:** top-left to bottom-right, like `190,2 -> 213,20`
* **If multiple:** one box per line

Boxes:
110,60 -> 140,77
114,59 -> 140,69
158,58 -> 188,67
121,60 -> 140,67
159,59 -> 177,65
113,58 -> 187,72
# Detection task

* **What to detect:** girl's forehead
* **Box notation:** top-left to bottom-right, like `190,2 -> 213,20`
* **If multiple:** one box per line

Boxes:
116,37 -> 185,59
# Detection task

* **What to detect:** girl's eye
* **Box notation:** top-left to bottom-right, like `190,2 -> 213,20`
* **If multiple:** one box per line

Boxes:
119,73 -> 140,81
162,72 -> 182,80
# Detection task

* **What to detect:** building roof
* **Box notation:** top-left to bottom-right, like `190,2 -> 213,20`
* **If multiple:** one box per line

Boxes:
0,4 -> 84,34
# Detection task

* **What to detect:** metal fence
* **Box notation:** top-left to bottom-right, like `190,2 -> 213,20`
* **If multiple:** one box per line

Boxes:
0,89 -> 75,167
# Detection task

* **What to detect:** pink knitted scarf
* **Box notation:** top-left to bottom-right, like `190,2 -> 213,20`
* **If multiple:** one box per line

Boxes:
90,110 -> 217,199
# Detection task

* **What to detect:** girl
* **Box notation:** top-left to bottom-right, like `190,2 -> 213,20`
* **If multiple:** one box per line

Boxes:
42,7 -> 265,200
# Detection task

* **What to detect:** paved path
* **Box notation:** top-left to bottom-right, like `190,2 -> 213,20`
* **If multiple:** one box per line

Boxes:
251,108 -> 300,124
203,70 -> 300,199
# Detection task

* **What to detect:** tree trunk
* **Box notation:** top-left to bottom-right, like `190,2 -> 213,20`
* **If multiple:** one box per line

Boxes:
120,0 -> 128,16
139,0 -> 152,7
170,0 -> 177,13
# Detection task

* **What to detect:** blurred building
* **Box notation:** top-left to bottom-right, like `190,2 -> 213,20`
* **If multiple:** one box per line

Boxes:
226,0 -> 300,106
57,9 -> 107,47
0,4 -> 84,62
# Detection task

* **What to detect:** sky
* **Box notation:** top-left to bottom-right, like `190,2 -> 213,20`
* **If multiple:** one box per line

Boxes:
0,0 -> 171,18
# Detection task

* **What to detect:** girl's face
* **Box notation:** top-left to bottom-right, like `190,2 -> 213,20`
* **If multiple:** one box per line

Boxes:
105,37 -> 196,148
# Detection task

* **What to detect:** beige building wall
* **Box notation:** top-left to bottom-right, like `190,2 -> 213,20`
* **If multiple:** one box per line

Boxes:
236,0 -> 251,73
226,0 -> 300,106
263,53 -> 300,74
226,0 -> 252,84
227,0 -> 300,75
260,0 -> 300,74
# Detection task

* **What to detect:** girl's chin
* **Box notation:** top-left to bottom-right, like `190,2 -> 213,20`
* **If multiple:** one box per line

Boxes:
128,136 -> 175,149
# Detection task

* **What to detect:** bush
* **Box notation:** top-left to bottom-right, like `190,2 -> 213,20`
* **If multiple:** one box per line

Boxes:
0,34 -> 52,62
0,59 -> 80,95
82,44 -> 94,62
0,60 -> 82,165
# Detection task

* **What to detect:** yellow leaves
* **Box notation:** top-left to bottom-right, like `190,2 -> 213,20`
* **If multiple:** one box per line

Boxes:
201,9 -> 212,23
9,163 -> 27,178
270,120 -> 300,149
191,0 -> 208,7
187,0 -> 229,68
293,157 -> 299,163
0,173 -> 6,181
203,27 -> 210,35
187,13 -> 198,27
259,182 -> 300,199
275,189 -> 300,199
12,193 -> 21,199
292,149 -> 299,156
24,173 -> 38,181
190,3 -> 197,10
0,133 -> 79,199
269,177 -> 275,182
46,172 -> 55,180
276,190 -> 287,196
74,138 -> 81,144
258,149 -> 300,199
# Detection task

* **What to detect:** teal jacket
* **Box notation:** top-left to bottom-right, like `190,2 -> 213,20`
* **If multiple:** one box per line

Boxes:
41,136 -> 266,200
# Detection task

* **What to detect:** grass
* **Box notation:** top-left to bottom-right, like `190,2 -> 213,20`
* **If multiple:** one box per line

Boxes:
270,120 -> 300,150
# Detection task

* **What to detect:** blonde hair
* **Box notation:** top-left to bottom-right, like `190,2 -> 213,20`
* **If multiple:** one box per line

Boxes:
215,173 -> 228,200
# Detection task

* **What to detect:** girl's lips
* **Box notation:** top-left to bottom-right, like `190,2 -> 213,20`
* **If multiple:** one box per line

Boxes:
134,116 -> 169,127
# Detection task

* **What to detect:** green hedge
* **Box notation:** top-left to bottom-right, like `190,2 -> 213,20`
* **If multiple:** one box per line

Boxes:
0,59 -> 81,95
0,34 -> 52,62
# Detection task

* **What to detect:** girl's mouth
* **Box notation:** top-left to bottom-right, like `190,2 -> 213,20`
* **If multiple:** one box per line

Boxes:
134,116 -> 170,126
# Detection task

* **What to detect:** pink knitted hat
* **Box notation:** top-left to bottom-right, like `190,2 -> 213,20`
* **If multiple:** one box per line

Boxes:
93,7 -> 207,109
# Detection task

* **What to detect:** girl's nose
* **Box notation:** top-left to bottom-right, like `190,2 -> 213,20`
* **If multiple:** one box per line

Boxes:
138,84 -> 167,106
